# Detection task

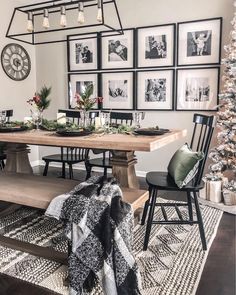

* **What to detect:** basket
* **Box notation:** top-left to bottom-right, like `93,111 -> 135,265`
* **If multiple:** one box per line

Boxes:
223,190 -> 236,206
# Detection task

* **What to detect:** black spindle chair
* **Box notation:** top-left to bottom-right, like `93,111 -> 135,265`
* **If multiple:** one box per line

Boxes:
0,109 -> 13,170
42,109 -> 99,179
85,111 -> 134,179
141,114 -> 216,251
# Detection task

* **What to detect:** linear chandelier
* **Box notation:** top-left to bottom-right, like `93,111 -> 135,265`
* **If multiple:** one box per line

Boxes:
6,0 -> 123,45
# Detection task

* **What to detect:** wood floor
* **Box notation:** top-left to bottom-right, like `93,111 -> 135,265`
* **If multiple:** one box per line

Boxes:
0,167 -> 235,295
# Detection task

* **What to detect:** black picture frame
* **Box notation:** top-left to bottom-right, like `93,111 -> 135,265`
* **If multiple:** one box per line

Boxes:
100,28 -> 135,70
68,72 -> 100,109
175,67 -> 220,112
135,68 -> 175,111
177,17 -> 223,66
100,71 -> 135,110
67,32 -> 100,72
136,23 -> 176,69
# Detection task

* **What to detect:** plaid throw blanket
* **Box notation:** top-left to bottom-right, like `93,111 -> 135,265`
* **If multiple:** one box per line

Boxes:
45,176 -> 141,295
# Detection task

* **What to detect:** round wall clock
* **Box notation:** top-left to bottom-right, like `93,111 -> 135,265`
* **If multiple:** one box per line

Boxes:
1,43 -> 31,81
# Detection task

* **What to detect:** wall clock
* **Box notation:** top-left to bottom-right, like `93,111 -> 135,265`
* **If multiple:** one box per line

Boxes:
1,43 -> 31,81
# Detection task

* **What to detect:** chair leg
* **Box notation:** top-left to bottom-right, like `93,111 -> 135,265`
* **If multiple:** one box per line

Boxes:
193,191 -> 207,251
62,163 -> 66,178
104,167 -> 107,178
69,164 -> 73,179
85,163 -> 92,180
43,161 -> 49,176
141,187 -> 152,225
187,191 -> 193,225
143,188 -> 158,251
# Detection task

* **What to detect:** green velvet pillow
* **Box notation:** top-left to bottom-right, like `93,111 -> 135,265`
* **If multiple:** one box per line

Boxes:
167,143 -> 204,188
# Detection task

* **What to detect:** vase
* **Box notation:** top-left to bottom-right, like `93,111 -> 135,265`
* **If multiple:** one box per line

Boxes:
80,110 -> 90,129
31,109 -> 43,130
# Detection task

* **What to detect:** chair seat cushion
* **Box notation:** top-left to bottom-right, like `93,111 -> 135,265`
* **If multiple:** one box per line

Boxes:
167,143 -> 204,188
146,171 -> 204,191
87,157 -> 112,168
42,154 -> 86,163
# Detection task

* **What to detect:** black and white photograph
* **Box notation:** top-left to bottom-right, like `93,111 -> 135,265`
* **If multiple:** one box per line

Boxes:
68,73 -> 98,108
178,18 -> 222,66
75,41 -> 93,64
187,31 -> 212,56
137,24 -> 175,68
67,34 -> 98,71
145,78 -> 166,102
137,70 -> 174,110
109,80 -> 128,101
176,67 -> 220,111
101,29 -> 134,69
145,35 -> 167,59
185,77 -> 210,102
102,72 -> 134,109
108,39 -> 128,62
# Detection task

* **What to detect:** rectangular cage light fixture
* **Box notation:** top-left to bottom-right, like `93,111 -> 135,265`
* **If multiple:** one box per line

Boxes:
6,0 -> 124,45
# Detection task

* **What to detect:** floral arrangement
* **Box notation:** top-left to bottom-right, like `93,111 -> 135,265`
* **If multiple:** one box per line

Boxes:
27,85 -> 52,112
75,84 -> 103,111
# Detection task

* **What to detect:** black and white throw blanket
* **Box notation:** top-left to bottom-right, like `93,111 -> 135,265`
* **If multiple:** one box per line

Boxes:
45,176 -> 141,295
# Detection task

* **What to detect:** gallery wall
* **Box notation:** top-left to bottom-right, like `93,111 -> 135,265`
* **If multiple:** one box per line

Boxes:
35,0 -> 232,174
0,0 -> 38,162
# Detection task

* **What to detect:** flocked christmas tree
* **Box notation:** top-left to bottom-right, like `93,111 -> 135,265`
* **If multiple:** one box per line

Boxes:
208,2 -> 236,194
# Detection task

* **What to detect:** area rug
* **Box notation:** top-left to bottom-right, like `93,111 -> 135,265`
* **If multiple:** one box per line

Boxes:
0,198 -> 223,295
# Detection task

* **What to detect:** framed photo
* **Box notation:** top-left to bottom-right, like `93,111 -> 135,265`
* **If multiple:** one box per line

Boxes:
101,29 -> 135,70
101,72 -> 134,110
176,67 -> 220,111
67,34 -> 99,71
137,24 -> 176,68
136,69 -> 174,111
68,73 -> 99,108
177,18 -> 222,66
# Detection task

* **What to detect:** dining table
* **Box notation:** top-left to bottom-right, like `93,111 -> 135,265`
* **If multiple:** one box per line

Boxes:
0,128 -> 187,189
0,127 -> 187,263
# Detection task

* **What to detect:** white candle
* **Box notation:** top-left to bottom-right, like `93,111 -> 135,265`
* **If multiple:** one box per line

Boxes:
57,112 -> 66,124
95,117 -> 101,129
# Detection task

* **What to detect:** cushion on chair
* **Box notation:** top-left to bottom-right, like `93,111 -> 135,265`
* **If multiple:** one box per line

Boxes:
167,143 -> 204,188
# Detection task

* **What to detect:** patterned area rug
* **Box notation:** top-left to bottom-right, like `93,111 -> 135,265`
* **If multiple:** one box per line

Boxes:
0,198 -> 223,295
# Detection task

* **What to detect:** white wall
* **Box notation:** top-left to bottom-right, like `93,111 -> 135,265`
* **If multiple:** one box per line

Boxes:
0,0 -> 38,161
3,0 -> 232,172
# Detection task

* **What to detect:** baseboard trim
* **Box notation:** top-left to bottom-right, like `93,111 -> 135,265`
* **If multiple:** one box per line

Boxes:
32,160 -> 147,178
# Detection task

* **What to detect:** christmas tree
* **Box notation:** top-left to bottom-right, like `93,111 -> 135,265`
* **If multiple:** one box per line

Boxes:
208,2 -> 236,193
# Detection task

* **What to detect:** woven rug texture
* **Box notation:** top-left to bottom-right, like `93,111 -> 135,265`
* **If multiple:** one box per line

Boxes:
0,198 -> 223,295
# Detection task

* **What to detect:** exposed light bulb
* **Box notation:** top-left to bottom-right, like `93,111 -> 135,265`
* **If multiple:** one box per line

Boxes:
78,2 -> 85,24
97,0 -> 103,23
60,6 -> 67,27
27,12 -> 34,32
43,9 -> 50,29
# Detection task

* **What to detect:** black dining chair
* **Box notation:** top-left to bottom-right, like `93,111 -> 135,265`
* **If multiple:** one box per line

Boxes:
85,111 -> 135,179
0,109 -> 13,170
141,114 -> 216,251
42,109 -> 99,179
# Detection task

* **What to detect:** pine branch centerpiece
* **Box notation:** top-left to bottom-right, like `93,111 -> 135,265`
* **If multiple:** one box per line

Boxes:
207,2 -> 236,205
27,85 -> 52,129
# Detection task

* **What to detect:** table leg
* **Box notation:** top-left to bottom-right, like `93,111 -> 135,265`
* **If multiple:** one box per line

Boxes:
111,151 -> 140,189
4,143 -> 33,174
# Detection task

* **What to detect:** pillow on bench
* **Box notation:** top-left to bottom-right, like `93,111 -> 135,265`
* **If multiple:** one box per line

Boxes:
167,143 -> 204,188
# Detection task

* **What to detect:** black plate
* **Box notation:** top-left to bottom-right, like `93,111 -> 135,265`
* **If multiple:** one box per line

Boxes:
0,126 -> 28,133
133,128 -> 169,136
56,130 -> 92,137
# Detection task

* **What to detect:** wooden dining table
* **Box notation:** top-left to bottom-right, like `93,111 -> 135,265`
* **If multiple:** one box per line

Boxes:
0,128 -> 187,263
0,128 -> 187,189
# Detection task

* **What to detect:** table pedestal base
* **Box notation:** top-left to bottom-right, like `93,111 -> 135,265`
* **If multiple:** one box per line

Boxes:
111,151 -> 139,189
5,143 -> 33,174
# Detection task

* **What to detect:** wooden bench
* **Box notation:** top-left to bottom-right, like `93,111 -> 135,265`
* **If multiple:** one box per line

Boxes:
0,173 -> 148,264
